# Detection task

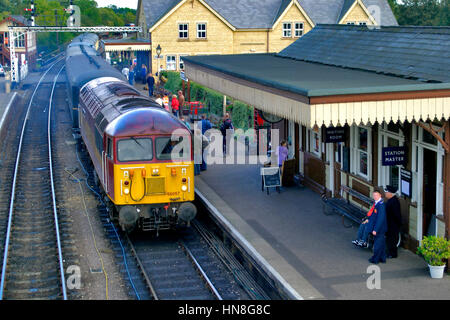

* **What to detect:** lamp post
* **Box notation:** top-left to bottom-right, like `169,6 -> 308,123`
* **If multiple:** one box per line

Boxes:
156,44 -> 162,76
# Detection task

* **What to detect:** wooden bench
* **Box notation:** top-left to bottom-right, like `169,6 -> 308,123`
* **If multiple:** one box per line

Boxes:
321,185 -> 373,228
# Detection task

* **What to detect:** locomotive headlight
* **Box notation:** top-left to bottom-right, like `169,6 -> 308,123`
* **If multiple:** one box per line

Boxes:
124,188 -> 130,195
181,185 -> 188,192
152,168 -> 159,176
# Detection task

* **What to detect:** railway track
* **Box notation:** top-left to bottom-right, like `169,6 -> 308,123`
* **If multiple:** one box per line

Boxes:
124,221 -> 269,300
0,60 -> 67,300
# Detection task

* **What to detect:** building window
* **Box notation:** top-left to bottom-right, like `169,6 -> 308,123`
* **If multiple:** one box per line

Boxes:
294,22 -> 304,37
166,55 -> 176,71
14,32 -> 25,48
197,23 -> 206,39
282,22 -> 292,37
359,21 -> 368,26
178,23 -> 188,39
346,22 -> 356,25
351,125 -> 371,180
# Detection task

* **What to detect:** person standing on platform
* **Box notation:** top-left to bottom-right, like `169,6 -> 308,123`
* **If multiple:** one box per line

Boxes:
178,90 -> 185,115
128,65 -> 135,86
200,115 -> 212,171
155,94 -> 163,107
146,72 -> 155,97
171,94 -> 180,117
220,113 -> 234,154
163,94 -> 170,112
141,64 -> 147,85
384,185 -> 402,258
367,188 -> 388,264
121,66 -> 129,80
277,140 -> 289,169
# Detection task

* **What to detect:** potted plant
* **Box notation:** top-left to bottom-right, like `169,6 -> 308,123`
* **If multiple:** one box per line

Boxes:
417,236 -> 450,279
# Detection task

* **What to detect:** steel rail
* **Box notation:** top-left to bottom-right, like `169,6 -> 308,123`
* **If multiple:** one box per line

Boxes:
48,65 -> 68,300
0,58 -> 65,300
179,240 -> 223,300
125,234 -> 159,300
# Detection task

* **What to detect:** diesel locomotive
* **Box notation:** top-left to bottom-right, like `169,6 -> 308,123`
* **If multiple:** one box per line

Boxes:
66,35 -> 197,232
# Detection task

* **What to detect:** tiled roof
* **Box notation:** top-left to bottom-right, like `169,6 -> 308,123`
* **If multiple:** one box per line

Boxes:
140,0 -> 397,30
277,24 -> 450,82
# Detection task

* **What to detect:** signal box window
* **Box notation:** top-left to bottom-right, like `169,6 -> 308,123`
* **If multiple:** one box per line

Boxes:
117,138 -> 153,162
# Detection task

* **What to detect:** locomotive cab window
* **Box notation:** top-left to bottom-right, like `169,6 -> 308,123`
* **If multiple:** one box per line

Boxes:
117,138 -> 153,162
107,137 -> 113,159
156,136 -> 190,161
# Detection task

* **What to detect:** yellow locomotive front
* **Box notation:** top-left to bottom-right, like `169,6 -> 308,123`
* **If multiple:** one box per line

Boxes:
100,109 -> 197,233
111,136 -> 196,232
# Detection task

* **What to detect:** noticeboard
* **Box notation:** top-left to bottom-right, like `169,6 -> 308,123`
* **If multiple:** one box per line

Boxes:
400,169 -> 412,198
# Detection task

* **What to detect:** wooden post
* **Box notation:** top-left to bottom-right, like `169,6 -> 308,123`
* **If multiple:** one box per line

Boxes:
442,120 -> 450,272
187,81 -> 191,103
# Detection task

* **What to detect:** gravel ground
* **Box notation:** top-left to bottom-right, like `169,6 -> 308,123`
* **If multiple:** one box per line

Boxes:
51,80 -> 130,300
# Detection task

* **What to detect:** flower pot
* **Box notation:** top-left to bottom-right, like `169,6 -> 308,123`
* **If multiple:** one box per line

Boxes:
428,264 -> 446,279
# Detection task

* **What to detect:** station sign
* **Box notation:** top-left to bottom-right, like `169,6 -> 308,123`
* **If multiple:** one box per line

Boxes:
180,71 -> 188,82
382,146 -> 407,166
325,127 -> 346,143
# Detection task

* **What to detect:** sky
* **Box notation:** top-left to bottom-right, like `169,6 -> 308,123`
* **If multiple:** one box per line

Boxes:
95,0 -> 138,9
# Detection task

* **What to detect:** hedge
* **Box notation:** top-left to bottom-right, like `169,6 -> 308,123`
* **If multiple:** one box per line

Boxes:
161,71 -> 254,130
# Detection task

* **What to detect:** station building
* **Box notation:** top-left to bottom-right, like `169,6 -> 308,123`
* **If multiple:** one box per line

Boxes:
135,0 -> 397,74
183,25 -> 450,252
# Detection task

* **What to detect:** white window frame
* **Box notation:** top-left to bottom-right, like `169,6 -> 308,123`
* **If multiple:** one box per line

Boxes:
359,21 -> 368,26
196,22 -> 207,39
282,22 -> 292,38
350,125 -> 372,181
166,55 -> 177,71
308,127 -> 322,158
14,32 -> 25,48
346,22 -> 356,25
294,22 -> 304,37
178,23 -> 189,39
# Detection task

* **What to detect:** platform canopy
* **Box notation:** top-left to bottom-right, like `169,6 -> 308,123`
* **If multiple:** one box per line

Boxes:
183,25 -> 450,128
102,38 -> 151,52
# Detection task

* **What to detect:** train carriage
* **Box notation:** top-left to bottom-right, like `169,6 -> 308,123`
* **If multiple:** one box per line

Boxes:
66,43 -> 124,128
78,77 -> 197,232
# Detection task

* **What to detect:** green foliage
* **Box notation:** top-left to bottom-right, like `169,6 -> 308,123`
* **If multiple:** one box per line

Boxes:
389,0 -> 449,26
161,71 -> 253,130
0,0 -> 136,52
162,71 -> 182,94
417,236 -> 450,266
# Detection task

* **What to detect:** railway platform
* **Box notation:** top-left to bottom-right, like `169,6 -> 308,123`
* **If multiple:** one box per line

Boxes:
195,163 -> 450,300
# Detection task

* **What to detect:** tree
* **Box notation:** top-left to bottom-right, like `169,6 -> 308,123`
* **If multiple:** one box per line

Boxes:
389,0 -> 449,26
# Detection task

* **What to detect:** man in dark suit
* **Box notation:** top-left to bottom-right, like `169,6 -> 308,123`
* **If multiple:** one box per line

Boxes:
384,185 -> 402,258
367,188 -> 388,264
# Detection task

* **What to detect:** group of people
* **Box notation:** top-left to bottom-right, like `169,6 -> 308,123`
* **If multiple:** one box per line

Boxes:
352,185 -> 403,264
